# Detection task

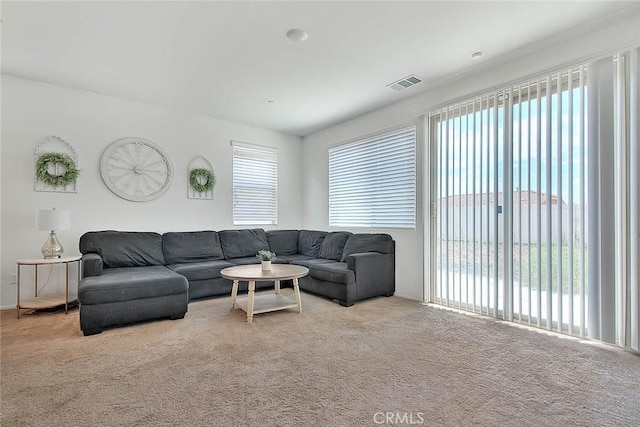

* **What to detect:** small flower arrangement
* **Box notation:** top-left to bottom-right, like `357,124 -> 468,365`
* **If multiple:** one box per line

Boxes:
256,250 -> 277,261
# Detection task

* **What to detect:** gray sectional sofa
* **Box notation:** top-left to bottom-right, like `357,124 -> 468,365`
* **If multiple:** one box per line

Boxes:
78,229 -> 395,335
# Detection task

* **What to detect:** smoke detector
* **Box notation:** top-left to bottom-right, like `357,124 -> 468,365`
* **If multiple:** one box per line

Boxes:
286,29 -> 308,43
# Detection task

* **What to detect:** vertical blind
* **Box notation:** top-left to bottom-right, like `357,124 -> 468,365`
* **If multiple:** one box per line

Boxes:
618,48 -> 640,352
329,126 -> 417,228
232,142 -> 278,225
630,48 -> 640,352
429,48 -> 640,351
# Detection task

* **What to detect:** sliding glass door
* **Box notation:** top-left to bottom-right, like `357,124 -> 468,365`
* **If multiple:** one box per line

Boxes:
433,95 -> 504,317
430,49 -> 640,350
510,70 -> 589,334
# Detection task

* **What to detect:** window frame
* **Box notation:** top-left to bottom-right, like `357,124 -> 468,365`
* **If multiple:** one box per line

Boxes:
232,141 -> 278,226
328,124 -> 417,229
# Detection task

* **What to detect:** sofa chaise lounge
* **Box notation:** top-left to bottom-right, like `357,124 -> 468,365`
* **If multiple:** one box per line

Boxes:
78,229 -> 395,335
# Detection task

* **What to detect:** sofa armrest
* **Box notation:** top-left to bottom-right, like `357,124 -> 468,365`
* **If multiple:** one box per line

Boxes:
82,253 -> 104,278
345,252 -> 395,299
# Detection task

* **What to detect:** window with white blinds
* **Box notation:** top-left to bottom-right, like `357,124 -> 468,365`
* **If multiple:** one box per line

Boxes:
232,142 -> 278,225
329,126 -> 417,228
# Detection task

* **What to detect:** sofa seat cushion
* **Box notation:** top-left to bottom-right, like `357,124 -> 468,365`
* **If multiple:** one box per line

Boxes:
278,254 -> 314,263
309,262 -> 355,285
289,258 -> 336,268
163,231 -> 224,263
78,266 -> 188,305
168,260 -> 235,282
219,229 -> 270,259
80,231 -> 165,268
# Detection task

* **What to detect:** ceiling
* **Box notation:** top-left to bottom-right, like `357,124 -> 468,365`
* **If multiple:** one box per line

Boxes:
2,1 -> 638,136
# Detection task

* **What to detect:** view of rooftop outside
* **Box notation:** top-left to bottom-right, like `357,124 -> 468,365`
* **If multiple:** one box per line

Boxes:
432,67 -> 590,336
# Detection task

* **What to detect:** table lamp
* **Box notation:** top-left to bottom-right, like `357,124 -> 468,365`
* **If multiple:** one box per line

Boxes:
37,207 -> 71,258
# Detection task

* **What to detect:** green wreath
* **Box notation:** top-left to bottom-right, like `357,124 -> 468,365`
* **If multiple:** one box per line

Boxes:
36,152 -> 79,186
189,168 -> 216,193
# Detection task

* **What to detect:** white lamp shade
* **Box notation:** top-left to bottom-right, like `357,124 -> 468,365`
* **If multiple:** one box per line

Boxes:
37,208 -> 71,231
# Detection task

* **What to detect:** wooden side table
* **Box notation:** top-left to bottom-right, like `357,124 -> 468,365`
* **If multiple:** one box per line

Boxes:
16,255 -> 82,318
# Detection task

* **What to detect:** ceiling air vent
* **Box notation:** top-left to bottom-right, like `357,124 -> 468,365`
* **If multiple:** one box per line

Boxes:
387,75 -> 423,91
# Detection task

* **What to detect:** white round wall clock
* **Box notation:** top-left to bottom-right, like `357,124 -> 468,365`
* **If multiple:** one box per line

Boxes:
100,137 -> 174,202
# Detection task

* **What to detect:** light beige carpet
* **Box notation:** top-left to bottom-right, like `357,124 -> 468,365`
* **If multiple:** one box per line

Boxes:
1,291 -> 639,426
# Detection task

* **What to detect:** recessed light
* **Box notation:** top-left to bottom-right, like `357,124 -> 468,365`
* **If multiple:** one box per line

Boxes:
472,51 -> 483,60
286,29 -> 308,43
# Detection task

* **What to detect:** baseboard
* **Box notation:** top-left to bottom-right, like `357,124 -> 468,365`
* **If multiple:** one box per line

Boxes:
391,293 -> 423,302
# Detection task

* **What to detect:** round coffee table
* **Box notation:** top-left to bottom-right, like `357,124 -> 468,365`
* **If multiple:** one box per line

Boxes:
220,264 -> 309,323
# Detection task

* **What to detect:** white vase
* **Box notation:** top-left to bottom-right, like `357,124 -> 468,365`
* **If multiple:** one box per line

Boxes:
261,260 -> 272,271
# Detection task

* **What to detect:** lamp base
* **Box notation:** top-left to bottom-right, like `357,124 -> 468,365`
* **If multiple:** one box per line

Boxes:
42,231 -> 64,259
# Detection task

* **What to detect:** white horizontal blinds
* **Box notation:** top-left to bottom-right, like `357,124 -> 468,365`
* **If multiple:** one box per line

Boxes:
232,142 -> 278,225
328,126 -> 416,228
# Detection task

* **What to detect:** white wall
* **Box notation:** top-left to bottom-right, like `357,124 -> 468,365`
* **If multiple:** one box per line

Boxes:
302,114 -> 426,301
301,11 -> 640,301
0,75 -> 302,308
3,11 -> 637,308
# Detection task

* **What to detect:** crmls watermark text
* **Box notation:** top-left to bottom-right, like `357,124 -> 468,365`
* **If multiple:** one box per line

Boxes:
373,412 -> 425,425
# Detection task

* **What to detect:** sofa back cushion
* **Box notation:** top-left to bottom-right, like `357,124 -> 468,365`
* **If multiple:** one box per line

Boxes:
267,230 -> 299,256
317,231 -> 353,261
298,230 -> 328,257
162,231 -> 224,264
341,234 -> 395,261
79,231 -> 165,268
218,229 -> 270,259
